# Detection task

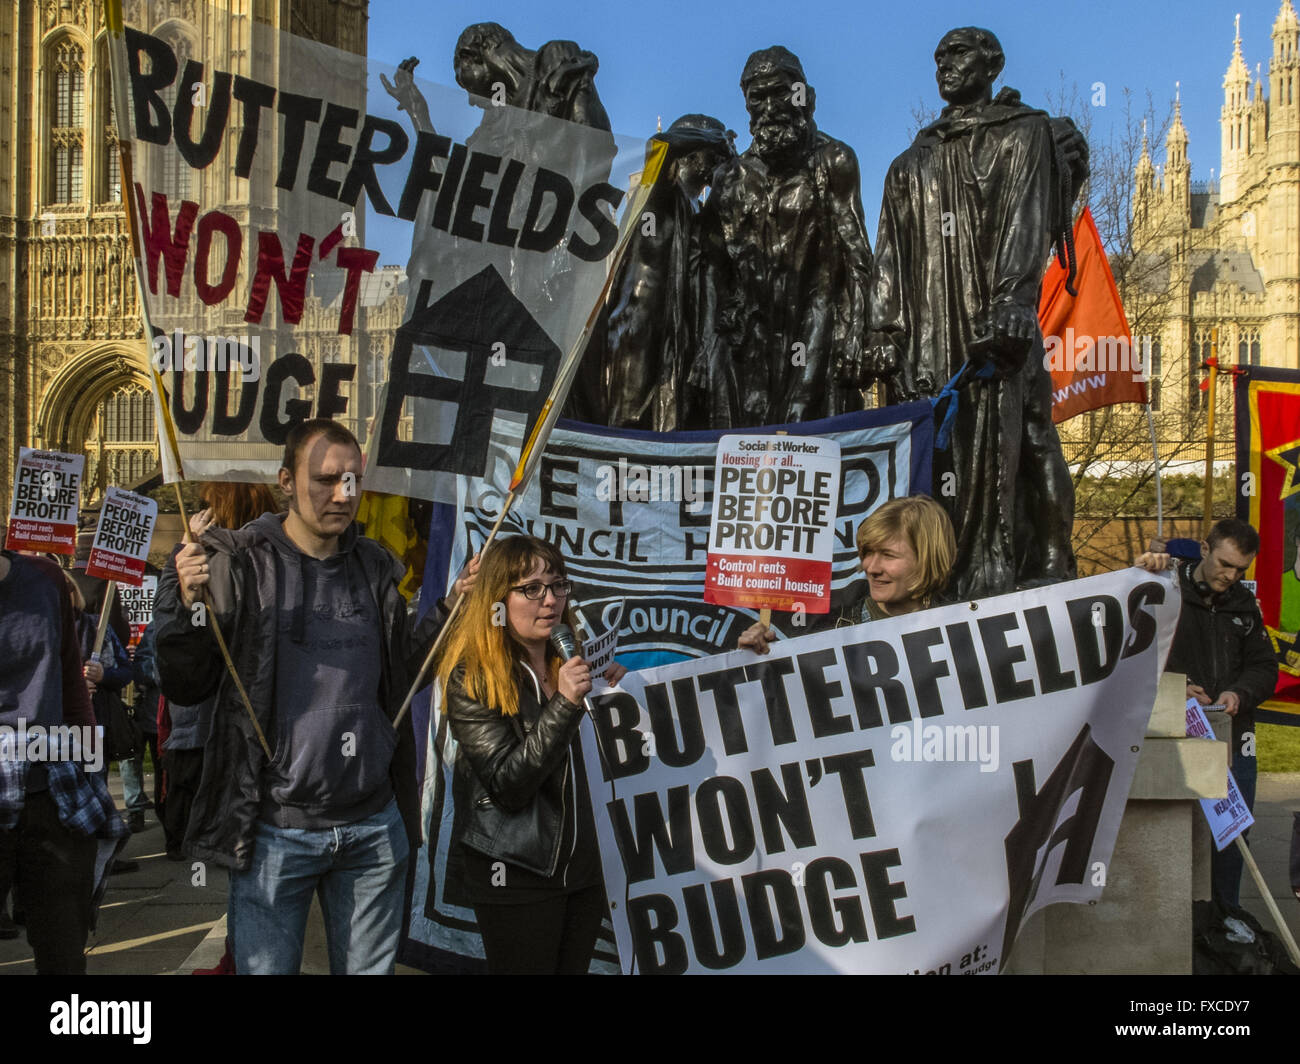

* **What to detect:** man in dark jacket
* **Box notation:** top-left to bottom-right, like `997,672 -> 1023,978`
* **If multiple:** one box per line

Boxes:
153,419 -> 464,975
1164,518 -> 1277,910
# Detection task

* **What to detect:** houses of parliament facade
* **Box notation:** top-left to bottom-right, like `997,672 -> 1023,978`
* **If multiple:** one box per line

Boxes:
1063,1 -> 1300,470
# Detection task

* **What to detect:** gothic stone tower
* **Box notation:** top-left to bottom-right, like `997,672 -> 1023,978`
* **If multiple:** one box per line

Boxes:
0,0 -> 367,514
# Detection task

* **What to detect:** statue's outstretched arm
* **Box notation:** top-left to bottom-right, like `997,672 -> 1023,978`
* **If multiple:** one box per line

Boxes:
380,56 -> 435,135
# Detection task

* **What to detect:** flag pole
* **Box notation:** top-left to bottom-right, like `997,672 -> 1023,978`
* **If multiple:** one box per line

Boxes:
90,582 -> 117,660
1201,328 -> 1219,538
104,0 -> 270,761
1235,835 -> 1300,967
390,490 -> 515,732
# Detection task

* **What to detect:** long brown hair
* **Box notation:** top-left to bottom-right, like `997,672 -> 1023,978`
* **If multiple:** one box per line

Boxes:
435,535 -> 578,717
200,483 -> 280,530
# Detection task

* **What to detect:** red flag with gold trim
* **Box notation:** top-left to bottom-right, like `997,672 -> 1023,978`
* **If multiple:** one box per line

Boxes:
1235,366 -> 1300,724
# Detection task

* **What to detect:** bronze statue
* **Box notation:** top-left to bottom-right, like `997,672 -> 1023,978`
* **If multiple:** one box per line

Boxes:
382,23 -> 610,134
869,27 -> 1082,598
599,115 -> 734,430
379,24 -> 617,433
692,46 -> 872,428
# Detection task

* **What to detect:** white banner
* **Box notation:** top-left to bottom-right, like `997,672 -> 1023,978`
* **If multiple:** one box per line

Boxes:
403,407 -> 932,969
109,3 -> 643,497
579,567 -> 1179,974
435,405 -> 933,670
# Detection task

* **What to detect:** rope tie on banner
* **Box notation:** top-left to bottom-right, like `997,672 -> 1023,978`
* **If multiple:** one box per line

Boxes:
932,360 -> 997,450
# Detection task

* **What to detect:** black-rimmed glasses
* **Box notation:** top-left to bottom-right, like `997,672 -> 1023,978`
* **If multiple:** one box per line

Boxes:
509,579 -> 573,601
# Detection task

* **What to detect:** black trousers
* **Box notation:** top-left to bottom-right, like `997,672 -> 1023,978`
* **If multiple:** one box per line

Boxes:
161,747 -> 204,852
0,790 -> 97,974
473,884 -> 605,975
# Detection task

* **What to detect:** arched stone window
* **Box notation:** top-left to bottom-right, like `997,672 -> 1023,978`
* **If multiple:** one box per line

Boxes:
49,37 -> 85,203
84,383 -> 157,493
97,38 -> 121,203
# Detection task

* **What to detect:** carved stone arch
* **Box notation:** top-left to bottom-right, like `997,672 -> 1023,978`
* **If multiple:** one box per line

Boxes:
149,16 -> 198,57
38,342 -> 151,452
40,22 -> 92,55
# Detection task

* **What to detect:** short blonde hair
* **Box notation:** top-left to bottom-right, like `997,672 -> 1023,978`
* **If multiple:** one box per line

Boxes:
855,495 -> 956,604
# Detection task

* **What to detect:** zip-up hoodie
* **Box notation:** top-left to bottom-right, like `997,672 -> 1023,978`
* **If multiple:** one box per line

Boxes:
153,512 -> 446,870
255,513 -> 395,829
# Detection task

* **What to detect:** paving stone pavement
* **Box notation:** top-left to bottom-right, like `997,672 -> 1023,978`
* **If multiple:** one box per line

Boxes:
1238,772 -> 1300,950
0,768 -> 227,975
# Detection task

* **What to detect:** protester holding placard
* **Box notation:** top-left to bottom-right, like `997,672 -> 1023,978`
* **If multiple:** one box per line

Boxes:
69,576 -> 137,767
1165,518 -> 1277,913
739,495 -> 956,654
153,419 -> 467,975
436,535 -> 617,974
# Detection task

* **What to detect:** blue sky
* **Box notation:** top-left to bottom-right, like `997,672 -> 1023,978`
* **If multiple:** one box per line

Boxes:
367,0 -> 1277,228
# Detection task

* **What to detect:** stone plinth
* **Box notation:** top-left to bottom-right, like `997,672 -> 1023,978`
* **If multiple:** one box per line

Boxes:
1006,671 -> 1226,974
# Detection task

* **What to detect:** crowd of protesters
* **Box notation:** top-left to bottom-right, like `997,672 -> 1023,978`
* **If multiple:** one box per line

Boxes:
0,416 -> 1285,975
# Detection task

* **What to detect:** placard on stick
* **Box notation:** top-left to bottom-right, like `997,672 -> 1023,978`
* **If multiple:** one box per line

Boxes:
119,574 -> 158,647
705,434 -> 840,614
85,487 -> 158,586
5,448 -> 84,554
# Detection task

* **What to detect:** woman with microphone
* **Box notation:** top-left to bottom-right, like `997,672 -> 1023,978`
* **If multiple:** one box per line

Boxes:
436,534 -> 621,974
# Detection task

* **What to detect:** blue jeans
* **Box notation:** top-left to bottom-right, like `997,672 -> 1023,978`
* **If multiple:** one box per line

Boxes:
1212,735 -> 1258,910
119,731 -> 158,812
230,799 -> 409,975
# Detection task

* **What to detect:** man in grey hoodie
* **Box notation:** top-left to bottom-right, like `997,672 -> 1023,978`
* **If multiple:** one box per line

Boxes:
154,419 -> 473,974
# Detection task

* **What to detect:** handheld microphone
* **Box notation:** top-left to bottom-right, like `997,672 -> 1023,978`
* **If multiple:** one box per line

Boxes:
550,623 -> 579,661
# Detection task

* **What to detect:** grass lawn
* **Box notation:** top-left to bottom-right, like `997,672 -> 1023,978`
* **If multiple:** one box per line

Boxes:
1259,722 -> 1300,774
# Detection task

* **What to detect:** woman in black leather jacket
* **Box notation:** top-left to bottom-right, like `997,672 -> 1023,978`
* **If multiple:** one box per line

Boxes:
436,535 -> 613,974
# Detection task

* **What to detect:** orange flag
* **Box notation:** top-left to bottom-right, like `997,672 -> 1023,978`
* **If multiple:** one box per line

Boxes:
1039,207 -> 1148,422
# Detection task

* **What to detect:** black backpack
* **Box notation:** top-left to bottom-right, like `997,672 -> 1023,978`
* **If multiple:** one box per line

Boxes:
1193,899 -> 1300,975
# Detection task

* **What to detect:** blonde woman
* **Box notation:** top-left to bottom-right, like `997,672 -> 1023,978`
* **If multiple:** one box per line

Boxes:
437,535 -> 622,974
741,494 -> 957,653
